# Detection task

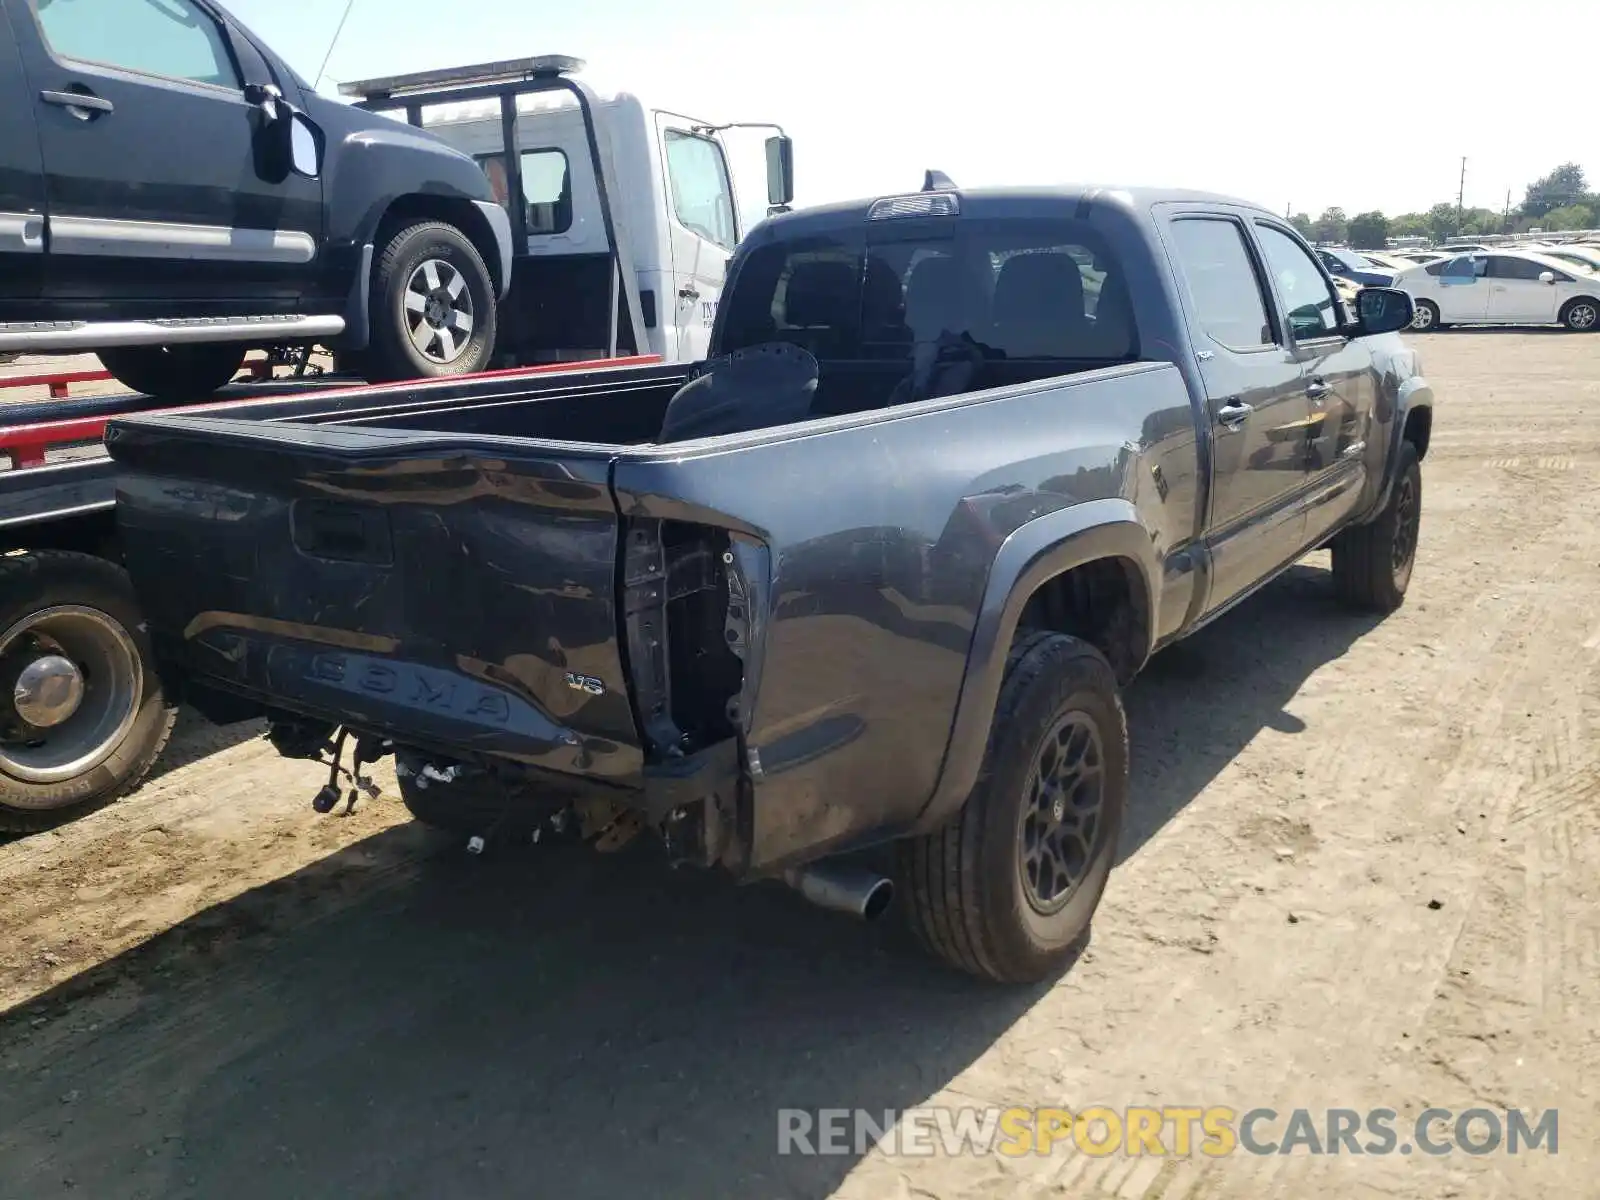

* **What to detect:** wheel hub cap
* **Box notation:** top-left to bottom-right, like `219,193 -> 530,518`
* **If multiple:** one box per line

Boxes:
404,259 -> 475,365
0,604 -> 142,798
1019,712 -> 1106,914
13,654 -> 85,728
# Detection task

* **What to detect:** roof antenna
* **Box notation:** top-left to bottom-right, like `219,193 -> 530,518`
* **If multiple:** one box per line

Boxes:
922,170 -> 957,192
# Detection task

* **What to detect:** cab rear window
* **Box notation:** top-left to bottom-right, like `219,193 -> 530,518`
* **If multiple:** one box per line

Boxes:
720,219 -> 1139,369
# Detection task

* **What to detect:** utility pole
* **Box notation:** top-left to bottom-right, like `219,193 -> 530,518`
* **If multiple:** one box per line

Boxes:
1456,157 -> 1466,236
1504,189 -> 1512,234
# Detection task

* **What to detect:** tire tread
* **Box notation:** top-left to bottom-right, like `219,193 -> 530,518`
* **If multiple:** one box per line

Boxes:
898,631 -> 1123,983
366,221 -> 496,383
1332,440 -> 1421,612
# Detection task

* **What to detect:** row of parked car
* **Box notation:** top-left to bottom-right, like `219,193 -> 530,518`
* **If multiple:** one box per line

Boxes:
1314,241 -> 1600,332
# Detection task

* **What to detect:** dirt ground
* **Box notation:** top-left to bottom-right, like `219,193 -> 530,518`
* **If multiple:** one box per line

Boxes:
1,331 -> 1597,1199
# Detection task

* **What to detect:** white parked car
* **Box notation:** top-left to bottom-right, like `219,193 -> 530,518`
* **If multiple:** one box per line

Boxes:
1396,250 -> 1600,332
1533,245 -> 1600,276
1359,250 -> 1421,273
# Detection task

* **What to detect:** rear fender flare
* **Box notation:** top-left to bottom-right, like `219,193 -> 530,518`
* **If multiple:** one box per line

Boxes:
910,497 -> 1159,834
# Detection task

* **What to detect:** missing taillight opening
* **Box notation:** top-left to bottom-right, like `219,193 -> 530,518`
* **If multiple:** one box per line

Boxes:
621,519 -> 750,760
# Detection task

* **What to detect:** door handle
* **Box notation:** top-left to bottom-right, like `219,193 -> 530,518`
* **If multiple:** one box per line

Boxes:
1216,399 -> 1253,429
40,89 -> 114,117
1306,378 -> 1330,401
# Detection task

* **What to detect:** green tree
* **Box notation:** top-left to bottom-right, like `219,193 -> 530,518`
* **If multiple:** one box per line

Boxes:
1461,208 -> 1504,237
1540,203 -> 1595,231
1426,202 -> 1460,243
1289,212 -> 1313,238
1522,163 -> 1589,219
1390,212 -> 1428,238
1347,211 -> 1389,249
1312,207 -> 1348,243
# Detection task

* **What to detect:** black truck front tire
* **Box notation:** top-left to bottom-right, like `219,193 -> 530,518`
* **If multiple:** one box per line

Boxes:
0,552 -> 177,834
366,221 -> 497,383
896,631 -> 1128,984
98,344 -> 247,402
1331,440 -> 1422,612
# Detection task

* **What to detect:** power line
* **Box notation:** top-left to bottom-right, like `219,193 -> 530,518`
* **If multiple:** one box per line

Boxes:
313,0 -> 358,92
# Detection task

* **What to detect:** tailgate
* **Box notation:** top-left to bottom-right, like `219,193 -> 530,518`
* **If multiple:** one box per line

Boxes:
105,416 -> 642,781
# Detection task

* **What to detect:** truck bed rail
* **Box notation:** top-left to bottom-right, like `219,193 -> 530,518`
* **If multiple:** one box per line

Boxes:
0,355 -> 664,470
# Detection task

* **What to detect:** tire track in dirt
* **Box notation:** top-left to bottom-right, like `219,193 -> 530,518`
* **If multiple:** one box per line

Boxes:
832,497 -> 1584,1200
0,729 -> 409,1014
8,334 -> 1600,1200
938,370 -> 1600,1200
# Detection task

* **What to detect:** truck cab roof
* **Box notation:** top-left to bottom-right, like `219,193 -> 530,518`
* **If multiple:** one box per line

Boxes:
748,184 -> 1275,243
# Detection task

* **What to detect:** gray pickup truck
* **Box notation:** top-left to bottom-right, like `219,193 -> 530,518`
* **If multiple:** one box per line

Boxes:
105,181 -> 1433,983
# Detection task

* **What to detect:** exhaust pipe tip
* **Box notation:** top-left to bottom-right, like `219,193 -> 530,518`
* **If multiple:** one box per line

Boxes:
859,876 -> 894,921
784,862 -> 895,921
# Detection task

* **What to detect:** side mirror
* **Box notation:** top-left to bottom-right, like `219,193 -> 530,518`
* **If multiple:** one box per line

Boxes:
243,81 -> 283,121
1539,271 -> 1555,285
764,134 -> 795,208
289,112 -> 324,180
1354,287 -> 1415,336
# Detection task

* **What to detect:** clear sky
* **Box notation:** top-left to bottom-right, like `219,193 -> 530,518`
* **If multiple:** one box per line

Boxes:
231,0 -> 1598,224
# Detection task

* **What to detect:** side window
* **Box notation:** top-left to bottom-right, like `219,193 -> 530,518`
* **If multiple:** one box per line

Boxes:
1169,218 -> 1274,351
1438,255 -> 1486,281
32,0 -> 240,88
717,233 -> 865,359
1489,256 -> 1566,282
477,150 -> 572,236
663,131 -> 737,251
1254,224 -> 1342,339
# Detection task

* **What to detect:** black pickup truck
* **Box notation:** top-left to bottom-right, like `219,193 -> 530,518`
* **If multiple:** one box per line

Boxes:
0,0 -> 513,395
105,182 -> 1433,983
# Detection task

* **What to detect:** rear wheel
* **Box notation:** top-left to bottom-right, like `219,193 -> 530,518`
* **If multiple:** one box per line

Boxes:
1409,299 -> 1440,332
0,552 -> 176,833
366,221 -> 496,383
895,632 -> 1127,983
97,344 -> 246,401
1560,298 -> 1599,332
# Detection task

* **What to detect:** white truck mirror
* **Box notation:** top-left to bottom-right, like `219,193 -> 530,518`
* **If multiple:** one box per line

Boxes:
765,135 -> 794,210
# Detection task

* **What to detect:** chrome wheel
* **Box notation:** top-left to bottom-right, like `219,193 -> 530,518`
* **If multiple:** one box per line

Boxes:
1018,711 -> 1106,914
0,605 -> 141,795
1410,303 -> 1436,331
403,259 -> 475,364
1567,302 -> 1598,331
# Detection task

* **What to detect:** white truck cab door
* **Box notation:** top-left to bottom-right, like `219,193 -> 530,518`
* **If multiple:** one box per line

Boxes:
655,115 -> 738,362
